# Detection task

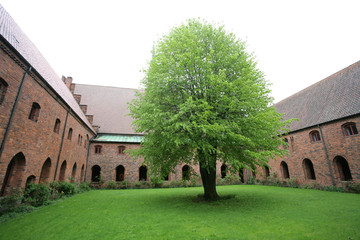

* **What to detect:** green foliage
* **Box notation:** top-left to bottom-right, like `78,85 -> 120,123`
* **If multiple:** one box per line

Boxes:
49,181 -> 75,197
78,182 -> 91,192
345,181 -> 360,193
218,174 -> 241,186
106,181 -> 118,189
23,183 -> 51,207
129,19 -> 292,194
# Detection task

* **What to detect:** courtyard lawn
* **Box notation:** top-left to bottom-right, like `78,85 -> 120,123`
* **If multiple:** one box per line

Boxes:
0,185 -> 359,240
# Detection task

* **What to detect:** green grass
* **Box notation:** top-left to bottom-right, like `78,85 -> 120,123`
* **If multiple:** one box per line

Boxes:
1,185 -> 359,240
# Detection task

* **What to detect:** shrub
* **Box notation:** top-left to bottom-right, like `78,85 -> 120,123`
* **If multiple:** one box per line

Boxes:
345,182 -> 360,193
323,186 -> 345,192
78,182 -> 91,192
23,183 -> 51,207
119,180 -> 129,189
50,181 -> 75,197
106,181 -> 118,189
0,190 -> 25,216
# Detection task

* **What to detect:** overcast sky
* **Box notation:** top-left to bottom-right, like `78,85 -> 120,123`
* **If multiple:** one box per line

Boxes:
1,0 -> 359,103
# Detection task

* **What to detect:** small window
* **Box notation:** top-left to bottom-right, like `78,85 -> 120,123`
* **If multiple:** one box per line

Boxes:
309,130 -> 321,142
67,128 -> 73,140
53,119 -> 61,133
283,138 -> 289,149
0,78 -> 8,105
95,145 -> 102,154
118,146 -> 125,154
28,102 -> 41,122
84,135 -> 89,148
342,123 -> 358,136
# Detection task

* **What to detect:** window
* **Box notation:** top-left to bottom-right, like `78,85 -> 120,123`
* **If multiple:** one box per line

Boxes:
91,165 -> 101,182
67,128 -> 73,140
342,123 -> 358,136
84,135 -> 89,148
0,78 -> 8,105
139,165 -> 147,181
28,102 -> 40,122
116,165 -> 125,181
264,166 -> 270,178
283,138 -> 289,149
95,145 -> 102,154
309,130 -> 321,142
118,146 -> 126,154
303,159 -> 316,180
78,134 -> 81,145
53,119 -> 61,133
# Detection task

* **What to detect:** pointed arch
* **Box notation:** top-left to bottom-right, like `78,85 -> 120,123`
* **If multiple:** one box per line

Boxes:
182,165 -> 190,180
80,164 -> 85,181
139,165 -> 147,181
280,161 -> 290,179
334,156 -> 352,181
71,163 -> 77,182
303,159 -> 316,180
221,164 -> 227,179
1,152 -> 26,196
91,165 -> 101,182
59,160 -> 67,181
39,158 -> 51,183
116,165 -> 125,181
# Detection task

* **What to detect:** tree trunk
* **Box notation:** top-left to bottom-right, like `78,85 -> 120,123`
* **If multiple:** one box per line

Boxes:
199,160 -> 219,201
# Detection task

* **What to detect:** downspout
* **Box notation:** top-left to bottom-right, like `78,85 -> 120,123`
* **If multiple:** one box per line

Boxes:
318,124 -> 335,186
0,66 -> 32,162
84,135 -> 96,182
53,108 -> 70,181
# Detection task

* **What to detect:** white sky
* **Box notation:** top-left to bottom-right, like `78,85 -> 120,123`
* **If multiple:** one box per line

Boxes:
1,0 -> 359,103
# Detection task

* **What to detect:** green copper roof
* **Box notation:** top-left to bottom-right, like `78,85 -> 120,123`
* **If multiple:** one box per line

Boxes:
92,134 -> 143,143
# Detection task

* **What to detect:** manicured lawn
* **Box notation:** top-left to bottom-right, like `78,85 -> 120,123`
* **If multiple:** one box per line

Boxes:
1,185 -> 359,240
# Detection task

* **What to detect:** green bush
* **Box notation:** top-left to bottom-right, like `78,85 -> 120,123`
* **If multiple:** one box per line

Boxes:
50,181 -> 75,196
345,182 -> 360,193
23,183 -> 51,207
78,182 -> 91,192
106,181 -> 118,189
0,190 -> 26,216
323,186 -> 345,192
119,180 -> 129,189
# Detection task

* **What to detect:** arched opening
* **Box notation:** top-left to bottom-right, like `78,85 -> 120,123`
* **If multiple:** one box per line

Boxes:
221,164 -> 227,179
91,165 -> 101,182
303,159 -> 316,180
264,166 -> 270,178
80,164 -> 85,181
139,165 -> 147,181
1,152 -> 26,196
0,77 -> 8,105
67,128 -> 73,140
59,160 -> 67,181
239,168 -> 244,183
309,130 -> 321,142
28,102 -> 41,122
71,163 -> 77,182
39,158 -> 51,183
26,175 -> 36,186
53,119 -> 61,133
334,156 -> 352,181
182,165 -> 190,180
280,161 -> 290,179
116,165 -> 125,181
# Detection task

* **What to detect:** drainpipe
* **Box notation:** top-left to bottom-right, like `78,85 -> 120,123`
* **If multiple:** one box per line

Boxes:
53,108 -> 70,181
0,66 -> 32,162
318,124 -> 335,186
84,135 -> 96,182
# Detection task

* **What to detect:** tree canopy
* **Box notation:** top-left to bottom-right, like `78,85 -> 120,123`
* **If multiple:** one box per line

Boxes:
129,19 -> 291,200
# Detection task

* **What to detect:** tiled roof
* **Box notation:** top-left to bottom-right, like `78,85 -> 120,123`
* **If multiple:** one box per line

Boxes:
274,61 -> 360,132
92,134 -> 143,143
74,84 -> 142,134
0,5 -> 94,133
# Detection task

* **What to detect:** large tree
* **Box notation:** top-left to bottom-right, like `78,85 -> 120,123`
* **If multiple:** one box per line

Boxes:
129,19 -> 290,200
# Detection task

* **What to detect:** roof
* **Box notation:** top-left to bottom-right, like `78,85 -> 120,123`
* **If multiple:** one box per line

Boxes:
73,84 -> 142,134
274,61 -> 360,132
0,5 -> 94,133
92,134 -> 143,143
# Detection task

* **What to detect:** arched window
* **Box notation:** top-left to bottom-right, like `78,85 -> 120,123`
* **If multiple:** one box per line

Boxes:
80,164 -> 85,181
303,159 -> 316,180
59,160 -> 67,181
0,78 -> 8,105
78,134 -> 81,145
28,102 -> 41,122
118,146 -> 126,154
239,168 -> 244,183
342,123 -> 358,136
221,164 -> 227,179
182,165 -> 190,180
139,165 -> 147,181
280,161 -> 290,179
1,152 -> 26,196
116,165 -> 125,181
309,130 -> 321,142
91,165 -> 101,182
71,163 -> 77,182
84,134 -> 89,148
264,166 -> 270,178
95,145 -> 102,154
334,156 -> 352,181
283,138 -> 289,149
67,128 -> 73,140
53,119 -> 61,133
39,158 -> 51,183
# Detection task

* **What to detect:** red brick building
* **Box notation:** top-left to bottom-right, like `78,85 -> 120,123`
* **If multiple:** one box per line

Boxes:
0,5 -> 359,193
